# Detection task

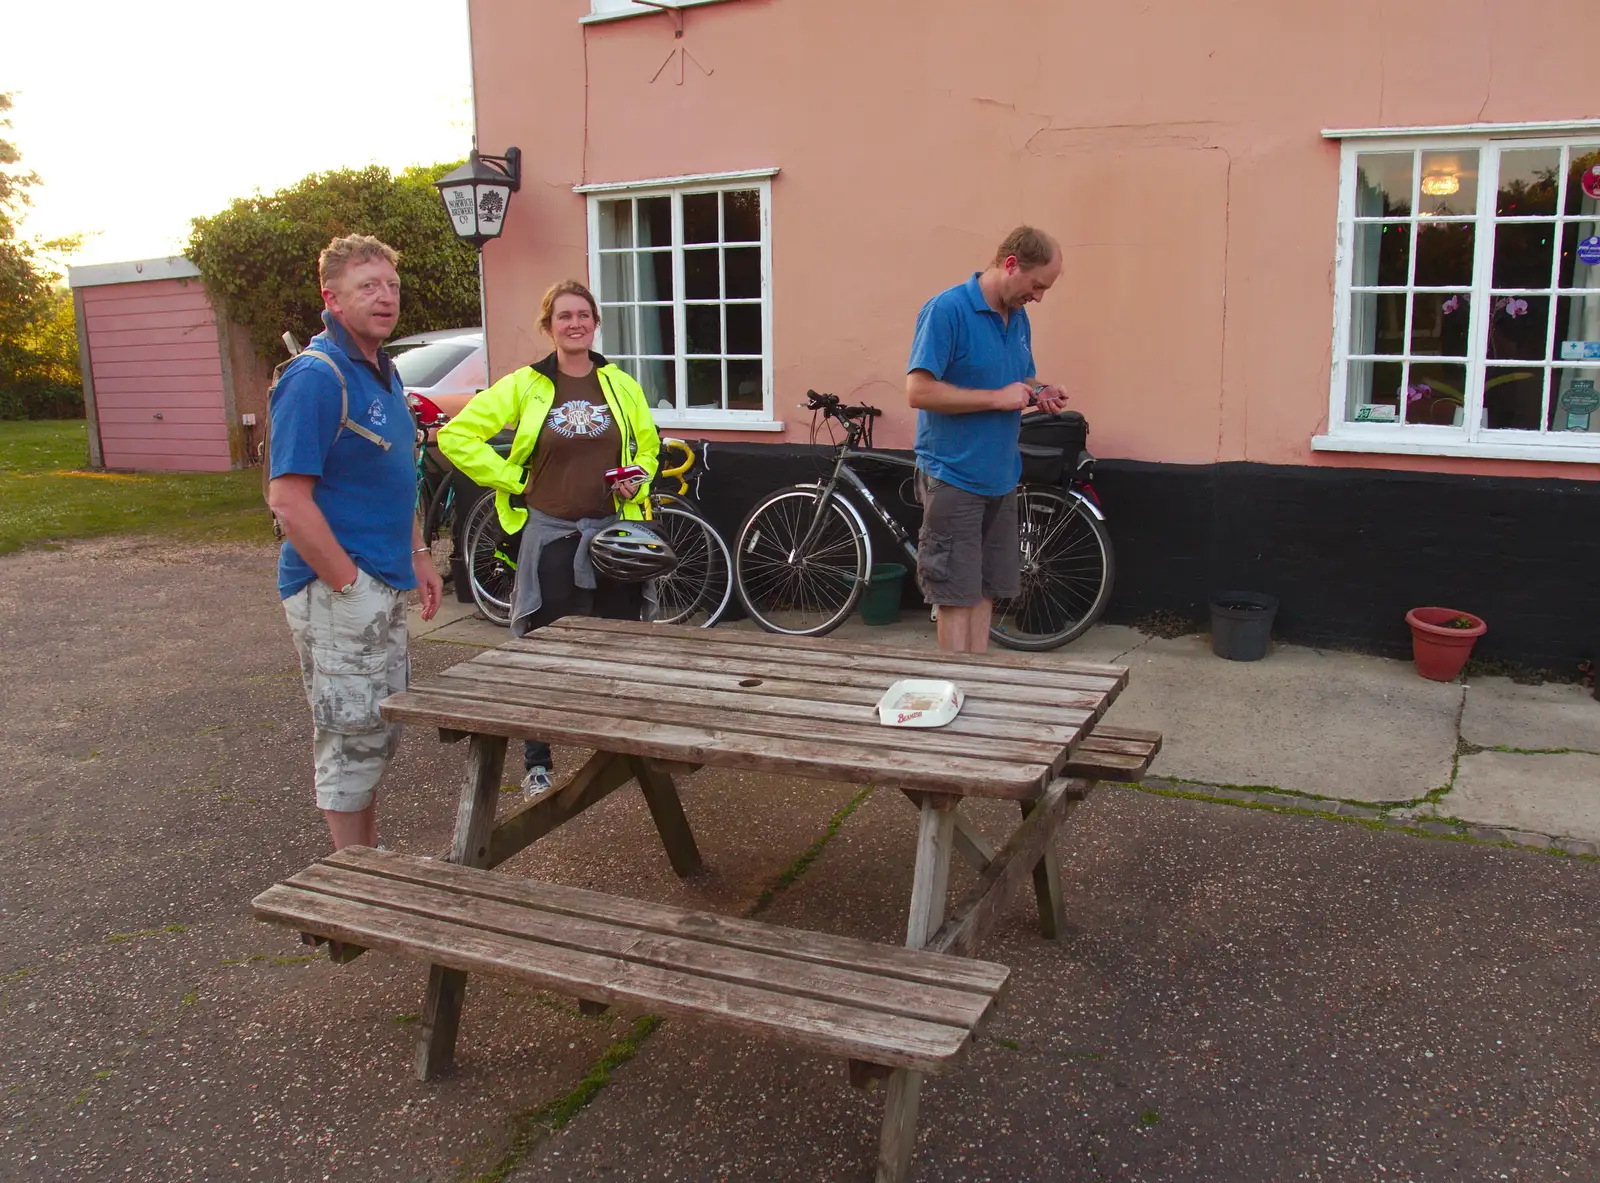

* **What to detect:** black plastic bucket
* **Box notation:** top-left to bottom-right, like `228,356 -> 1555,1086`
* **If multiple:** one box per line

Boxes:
1209,591 -> 1278,661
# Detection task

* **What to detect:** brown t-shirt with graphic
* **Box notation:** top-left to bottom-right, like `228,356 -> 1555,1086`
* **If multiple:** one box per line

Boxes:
524,368 -> 621,521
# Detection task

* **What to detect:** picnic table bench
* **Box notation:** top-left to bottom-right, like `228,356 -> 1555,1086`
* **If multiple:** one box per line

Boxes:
252,617 -> 1160,1181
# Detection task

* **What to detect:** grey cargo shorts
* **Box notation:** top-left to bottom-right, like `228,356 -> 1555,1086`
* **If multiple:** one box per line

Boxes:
914,469 -> 1020,606
283,569 -> 408,812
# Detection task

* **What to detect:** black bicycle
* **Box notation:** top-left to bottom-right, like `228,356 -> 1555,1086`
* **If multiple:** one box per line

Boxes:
732,390 -> 1115,650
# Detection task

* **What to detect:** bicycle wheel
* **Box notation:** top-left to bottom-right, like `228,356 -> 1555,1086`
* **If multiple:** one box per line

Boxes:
734,487 -> 867,636
422,474 -> 456,549
649,503 -> 733,627
989,485 -> 1115,651
463,493 -> 516,627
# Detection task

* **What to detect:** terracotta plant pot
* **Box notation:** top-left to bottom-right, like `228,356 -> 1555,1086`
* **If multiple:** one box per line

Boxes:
1405,607 -> 1487,682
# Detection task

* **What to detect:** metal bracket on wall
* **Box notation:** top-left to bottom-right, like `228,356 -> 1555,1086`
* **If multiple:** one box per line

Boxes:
632,0 -> 686,36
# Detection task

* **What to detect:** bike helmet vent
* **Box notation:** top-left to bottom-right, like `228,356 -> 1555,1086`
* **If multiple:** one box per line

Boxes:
588,522 -> 678,582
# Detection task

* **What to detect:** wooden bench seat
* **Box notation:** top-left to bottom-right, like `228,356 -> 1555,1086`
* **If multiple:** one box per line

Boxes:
1060,723 -> 1162,782
252,846 -> 1009,1181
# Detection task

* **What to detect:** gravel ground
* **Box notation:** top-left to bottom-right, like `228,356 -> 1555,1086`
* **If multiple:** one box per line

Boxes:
1,536 -> 1596,1183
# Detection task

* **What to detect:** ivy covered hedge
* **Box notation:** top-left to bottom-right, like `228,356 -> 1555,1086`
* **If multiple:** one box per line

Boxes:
187,162 -> 481,361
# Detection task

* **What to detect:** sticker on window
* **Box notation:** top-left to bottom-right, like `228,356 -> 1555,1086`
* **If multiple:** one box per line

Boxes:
1560,340 -> 1600,361
1577,235 -> 1600,267
1354,404 -> 1399,422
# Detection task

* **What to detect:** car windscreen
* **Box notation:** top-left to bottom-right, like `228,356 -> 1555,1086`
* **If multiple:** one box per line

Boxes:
392,341 -> 478,388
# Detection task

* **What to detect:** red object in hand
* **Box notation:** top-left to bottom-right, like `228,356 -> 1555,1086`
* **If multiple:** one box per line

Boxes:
604,464 -> 648,487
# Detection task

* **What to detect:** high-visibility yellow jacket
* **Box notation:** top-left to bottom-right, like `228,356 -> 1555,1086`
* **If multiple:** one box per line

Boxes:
437,351 -> 659,534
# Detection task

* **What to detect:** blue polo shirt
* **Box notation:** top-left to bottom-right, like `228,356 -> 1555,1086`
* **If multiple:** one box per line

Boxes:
269,312 -> 418,599
907,273 -> 1036,497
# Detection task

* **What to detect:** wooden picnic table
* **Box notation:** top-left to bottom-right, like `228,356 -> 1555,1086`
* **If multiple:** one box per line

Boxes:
260,616 -> 1155,1182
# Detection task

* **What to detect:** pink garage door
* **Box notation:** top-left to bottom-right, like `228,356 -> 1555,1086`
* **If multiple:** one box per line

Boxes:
81,278 -> 231,472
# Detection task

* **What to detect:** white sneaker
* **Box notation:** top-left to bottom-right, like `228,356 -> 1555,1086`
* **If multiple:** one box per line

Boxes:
521,766 -> 552,794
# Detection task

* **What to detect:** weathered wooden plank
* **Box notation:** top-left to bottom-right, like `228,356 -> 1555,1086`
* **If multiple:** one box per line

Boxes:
1082,724 -> 1164,746
468,646 -> 1105,729
899,791 -> 995,873
327,847 -> 1009,994
1074,735 -> 1161,757
927,778 -> 1090,959
876,1069 -> 924,1183
628,756 -> 704,877
548,616 -> 1131,680
511,627 -> 1126,695
285,862 -> 994,1027
251,885 -> 979,1074
425,674 -> 1074,771
445,655 -> 1095,742
486,750 -> 636,868
380,691 -> 1050,799
905,795 -> 957,950
416,733 -> 506,1081
1022,798 -> 1067,940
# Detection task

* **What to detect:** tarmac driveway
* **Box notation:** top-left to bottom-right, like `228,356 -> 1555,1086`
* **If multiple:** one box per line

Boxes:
0,538 -> 1595,1182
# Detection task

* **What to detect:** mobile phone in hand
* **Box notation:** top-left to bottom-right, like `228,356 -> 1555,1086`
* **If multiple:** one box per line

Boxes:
604,464 -> 648,486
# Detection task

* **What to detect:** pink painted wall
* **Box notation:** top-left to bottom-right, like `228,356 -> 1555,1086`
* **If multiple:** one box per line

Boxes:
470,0 -> 1600,480
80,278 -> 231,472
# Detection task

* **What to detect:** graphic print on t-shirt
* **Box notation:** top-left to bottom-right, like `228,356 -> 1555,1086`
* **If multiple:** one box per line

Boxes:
366,398 -> 388,428
547,400 -> 613,439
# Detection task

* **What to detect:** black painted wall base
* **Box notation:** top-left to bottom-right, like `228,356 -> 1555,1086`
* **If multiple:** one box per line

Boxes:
686,440 -> 1600,672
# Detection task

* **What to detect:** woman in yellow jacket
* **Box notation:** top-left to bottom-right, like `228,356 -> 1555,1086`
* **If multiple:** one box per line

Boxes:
438,279 -> 661,792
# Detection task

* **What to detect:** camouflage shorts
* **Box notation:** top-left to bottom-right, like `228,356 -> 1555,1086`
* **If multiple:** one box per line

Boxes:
283,569 -> 409,812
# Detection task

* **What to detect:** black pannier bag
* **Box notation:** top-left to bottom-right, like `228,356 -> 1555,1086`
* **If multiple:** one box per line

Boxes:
1017,409 -> 1089,486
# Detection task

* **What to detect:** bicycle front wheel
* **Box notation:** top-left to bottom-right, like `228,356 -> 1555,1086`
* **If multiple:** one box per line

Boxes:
989,485 -> 1115,651
650,503 -> 733,628
734,487 -> 867,636
462,494 -> 516,628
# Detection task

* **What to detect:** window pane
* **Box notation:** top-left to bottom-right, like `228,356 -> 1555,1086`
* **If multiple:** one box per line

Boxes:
1348,292 -> 1406,355
638,250 -> 673,301
1356,152 -> 1412,218
1557,220 -> 1600,289
599,252 -> 636,303
600,305 -> 637,355
687,359 -> 722,408
1419,150 -> 1477,217
1562,147 -> 1600,217
1352,223 -> 1411,287
686,305 -> 721,354
637,304 -> 674,355
684,248 -> 719,299
1345,358 -> 1403,422
1555,293 -> 1600,359
727,359 -> 763,409
684,192 -> 719,244
1486,295 -> 1549,361
598,200 -> 633,249
1406,361 -> 1468,425
1551,368 -> 1600,433
1415,223 -> 1475,286
1497,148 -> 1561,217
726,304 -> 762,355
630,357 -> 677,411
1491,223 -> 1556,289
725,247 -> 761,299
1410,292 -> 1471,357
1483,365 -> 1544,430
637,197 -> 671,247
724,190 -> 760,242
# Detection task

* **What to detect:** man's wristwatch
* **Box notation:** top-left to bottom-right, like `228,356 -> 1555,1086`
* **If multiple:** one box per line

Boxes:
412,546 -> 430,556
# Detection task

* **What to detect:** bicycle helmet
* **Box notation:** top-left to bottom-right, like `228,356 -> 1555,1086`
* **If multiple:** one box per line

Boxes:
588,522 -> 678,582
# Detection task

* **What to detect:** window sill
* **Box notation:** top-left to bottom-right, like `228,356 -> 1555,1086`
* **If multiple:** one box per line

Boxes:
1312,431 -> 1600,464
582,0 -> 739,25
652,415 -> 785,433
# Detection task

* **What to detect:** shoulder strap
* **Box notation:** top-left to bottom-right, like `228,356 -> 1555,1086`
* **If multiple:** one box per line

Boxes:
300,349 -> 391,452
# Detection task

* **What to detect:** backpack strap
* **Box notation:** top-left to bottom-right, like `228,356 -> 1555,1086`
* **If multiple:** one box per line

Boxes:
299,349 -> 392,452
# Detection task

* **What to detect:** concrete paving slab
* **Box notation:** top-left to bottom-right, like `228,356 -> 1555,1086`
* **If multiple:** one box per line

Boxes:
1460,677 -> 1600,753
1104,636 -> 1461,802
1448,750 -> 1600,844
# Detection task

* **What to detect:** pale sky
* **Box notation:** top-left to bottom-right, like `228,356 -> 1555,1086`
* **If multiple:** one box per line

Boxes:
3,0 -> 475,272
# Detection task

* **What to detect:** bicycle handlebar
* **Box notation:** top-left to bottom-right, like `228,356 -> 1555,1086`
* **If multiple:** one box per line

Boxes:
802,389 -> 882,420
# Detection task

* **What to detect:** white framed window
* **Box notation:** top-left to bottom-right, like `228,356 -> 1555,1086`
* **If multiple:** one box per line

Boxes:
580,169 -> 778,430
1318,124 -> 1600,462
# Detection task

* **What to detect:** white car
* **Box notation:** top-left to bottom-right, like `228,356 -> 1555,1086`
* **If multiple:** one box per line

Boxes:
387,327 -> 486,422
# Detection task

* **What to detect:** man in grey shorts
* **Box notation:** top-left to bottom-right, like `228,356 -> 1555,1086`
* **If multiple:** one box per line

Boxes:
906,226 -> 1068,653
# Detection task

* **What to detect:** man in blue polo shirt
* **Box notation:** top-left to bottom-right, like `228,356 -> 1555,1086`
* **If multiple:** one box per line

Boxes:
268,233 -> 443,851
907,225 -> 1068,653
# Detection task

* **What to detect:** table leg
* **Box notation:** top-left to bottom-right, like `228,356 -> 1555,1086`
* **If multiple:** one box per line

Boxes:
630,756 -> 703,877
415,732 -> 507,1081
875,1068 -> 924,1183
905,793 -> 957,950
1022,797 -> 1067,939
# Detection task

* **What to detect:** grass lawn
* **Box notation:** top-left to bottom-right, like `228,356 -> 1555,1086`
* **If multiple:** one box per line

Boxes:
0,420 -> 276,555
